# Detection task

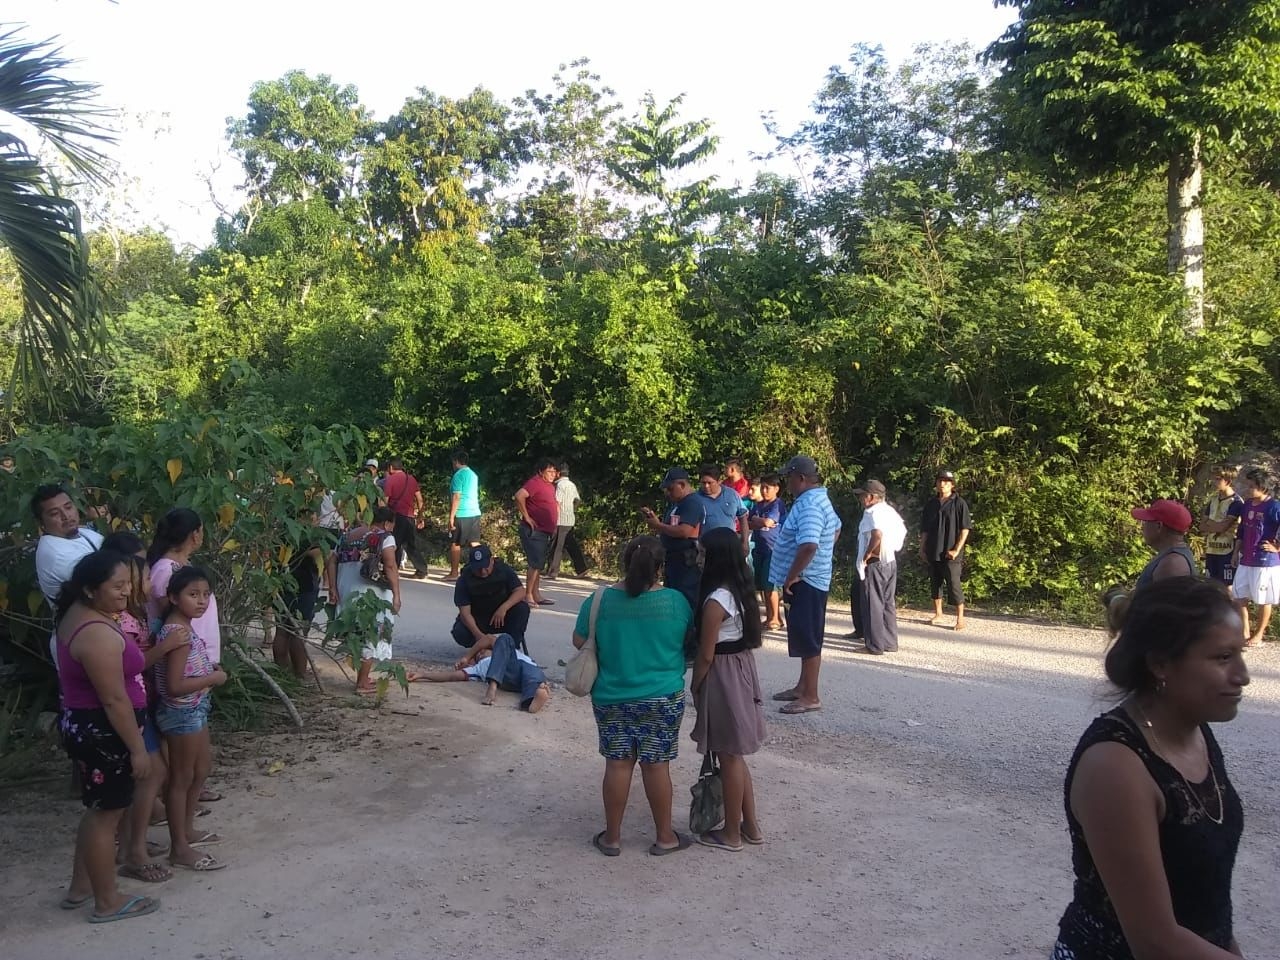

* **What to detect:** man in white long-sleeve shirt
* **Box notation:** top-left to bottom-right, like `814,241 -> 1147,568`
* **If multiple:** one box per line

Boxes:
854,479 -> 907,655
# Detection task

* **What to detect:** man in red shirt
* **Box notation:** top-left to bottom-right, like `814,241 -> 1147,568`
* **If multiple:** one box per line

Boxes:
514,458 -> 559,607
382,457 -> 428,578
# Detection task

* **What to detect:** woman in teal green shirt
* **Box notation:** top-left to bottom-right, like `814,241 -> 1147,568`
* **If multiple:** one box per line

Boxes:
573,535 -> 692,857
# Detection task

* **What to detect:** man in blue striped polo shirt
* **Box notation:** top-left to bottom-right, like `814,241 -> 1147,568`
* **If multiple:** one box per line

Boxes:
769,456 -> 841,714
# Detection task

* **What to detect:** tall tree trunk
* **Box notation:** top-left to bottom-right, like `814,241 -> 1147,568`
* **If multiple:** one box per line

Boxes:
1167,136 -> 1205,331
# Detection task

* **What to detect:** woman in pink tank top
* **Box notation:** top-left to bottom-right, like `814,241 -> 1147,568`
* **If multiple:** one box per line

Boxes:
55,549 -> 161,924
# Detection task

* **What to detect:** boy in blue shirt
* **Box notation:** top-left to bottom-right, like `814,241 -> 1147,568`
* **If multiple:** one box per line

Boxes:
749,473 -> 787,629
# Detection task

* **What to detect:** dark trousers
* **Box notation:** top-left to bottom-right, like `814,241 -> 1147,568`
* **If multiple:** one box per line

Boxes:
484,633 -> 547,708
929,558 -> 965,605
451,600 -> 531,652
393,514 -> 428,575
547,525 -> 589,577
849,574 -> 864,637
859,560 -> 899,653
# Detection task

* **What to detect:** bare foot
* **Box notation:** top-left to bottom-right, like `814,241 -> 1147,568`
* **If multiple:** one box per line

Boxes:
528,683 -> 551,714
481,685 -> 497,706
928,616 -> 944,626
953,620 -> 965,632
1244,633 -> 1264,648
355,684 -> 378,695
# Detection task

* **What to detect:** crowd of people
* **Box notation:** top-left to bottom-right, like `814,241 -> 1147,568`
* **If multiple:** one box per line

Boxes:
22,451 -> 1279,954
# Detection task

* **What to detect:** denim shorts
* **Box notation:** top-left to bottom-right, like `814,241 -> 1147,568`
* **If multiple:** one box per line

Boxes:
142,709 -> 163,753
155,695 -> 212,736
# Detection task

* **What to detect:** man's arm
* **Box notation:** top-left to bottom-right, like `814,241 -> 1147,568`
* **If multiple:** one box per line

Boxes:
493,585 -> 528,625
782,543 -> 818,594
863,529 -> 883,564
455,633 -> 497,669
413,488 -> 425,526
948,528 -> 971,559
457,604 -> 488,643
448,492 -> 461,527
641,508 -> 699,539
514,487 -> 534,526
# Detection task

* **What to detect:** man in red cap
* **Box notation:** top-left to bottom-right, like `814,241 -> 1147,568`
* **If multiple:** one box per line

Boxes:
1131,499 -> 1197,589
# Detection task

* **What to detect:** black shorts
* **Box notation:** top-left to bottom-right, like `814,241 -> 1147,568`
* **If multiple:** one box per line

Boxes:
784,580 -> 828,659
450,515 -> 482,546
280,589 -> 320,635
519,523 -> 552,569
1205,554 -> 1235,584
61,707 -> 144,811
929,558 -> 964,605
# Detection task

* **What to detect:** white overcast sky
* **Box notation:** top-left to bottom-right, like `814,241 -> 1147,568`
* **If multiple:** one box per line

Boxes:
18,0 -> 1016,247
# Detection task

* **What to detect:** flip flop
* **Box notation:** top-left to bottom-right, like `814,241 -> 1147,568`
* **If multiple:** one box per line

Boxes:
146,840 -> 170,858
741,824 -> 765,845
198,790 -> 223,803
170,853 -> 225,872
59,894 -> 92,910
648,833 -> 693,856
189,831 -> 223,846
779,701 -> 821,715
592,831 -> 621,857
88,894 -> 160,924
117,862 -> 173,883
771,690 -> 800,702
536,599 -> 555,606
697,830 -> 743,853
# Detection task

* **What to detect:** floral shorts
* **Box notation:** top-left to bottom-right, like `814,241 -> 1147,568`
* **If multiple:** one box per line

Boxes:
593,691 -> 685,764
61,707 -> 144,811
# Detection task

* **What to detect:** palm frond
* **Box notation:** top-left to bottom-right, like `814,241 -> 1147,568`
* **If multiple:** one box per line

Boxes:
0,27 -> 114,183
0,153 -> 103,401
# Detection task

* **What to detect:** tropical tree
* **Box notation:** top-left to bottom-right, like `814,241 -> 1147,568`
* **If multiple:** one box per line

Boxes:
0,27 -> 111,410
986,0 -> 1280,330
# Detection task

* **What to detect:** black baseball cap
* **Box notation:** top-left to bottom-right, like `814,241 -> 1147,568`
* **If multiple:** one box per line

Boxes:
780,455 -> 819,478
660,467 -> 691,488
936,469 -> 956,481
466,544 -> 493,571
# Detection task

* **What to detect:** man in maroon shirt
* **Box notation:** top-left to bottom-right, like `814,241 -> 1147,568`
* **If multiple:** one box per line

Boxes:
383,457 -> 428,577
514,458 -> 559,607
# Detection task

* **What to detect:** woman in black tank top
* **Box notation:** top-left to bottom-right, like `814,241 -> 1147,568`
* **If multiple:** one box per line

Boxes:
1054,578 -> 1250,959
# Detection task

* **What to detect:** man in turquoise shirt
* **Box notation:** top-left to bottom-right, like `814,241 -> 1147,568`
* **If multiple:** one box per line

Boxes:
446,448 -> 482,581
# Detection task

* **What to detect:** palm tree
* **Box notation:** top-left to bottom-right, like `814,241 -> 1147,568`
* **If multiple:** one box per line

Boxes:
0,26 -> 112,410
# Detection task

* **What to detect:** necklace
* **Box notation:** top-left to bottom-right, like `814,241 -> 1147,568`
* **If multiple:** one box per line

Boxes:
1130,702 -> 1224,825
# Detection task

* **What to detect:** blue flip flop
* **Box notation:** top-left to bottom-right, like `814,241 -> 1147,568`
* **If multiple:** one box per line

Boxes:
89,895 -> 160,924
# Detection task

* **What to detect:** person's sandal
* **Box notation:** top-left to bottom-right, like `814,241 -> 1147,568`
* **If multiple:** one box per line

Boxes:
592,831 -> 620,857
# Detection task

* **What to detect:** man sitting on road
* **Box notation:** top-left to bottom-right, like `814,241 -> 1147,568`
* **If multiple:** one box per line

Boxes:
410,632 -> 551,713
451,545 -> 531,652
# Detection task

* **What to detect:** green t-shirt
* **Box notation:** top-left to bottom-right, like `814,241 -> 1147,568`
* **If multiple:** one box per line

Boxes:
450,466 -> 481,518
574,587 -> 690,706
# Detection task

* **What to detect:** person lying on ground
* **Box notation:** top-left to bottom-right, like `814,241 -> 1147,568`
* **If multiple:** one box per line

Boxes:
410,632 -> 550,713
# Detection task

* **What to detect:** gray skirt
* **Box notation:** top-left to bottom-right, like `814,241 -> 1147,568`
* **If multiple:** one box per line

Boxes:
691,649 -> 766,756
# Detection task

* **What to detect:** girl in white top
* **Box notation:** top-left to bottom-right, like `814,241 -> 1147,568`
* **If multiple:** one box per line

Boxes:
690,527 -> 768,853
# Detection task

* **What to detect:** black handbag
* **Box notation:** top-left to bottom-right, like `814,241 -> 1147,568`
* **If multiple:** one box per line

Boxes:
689,751 -> 724,834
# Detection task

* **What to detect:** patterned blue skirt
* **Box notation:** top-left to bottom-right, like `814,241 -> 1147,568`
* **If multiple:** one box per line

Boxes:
593,691 -> 685,763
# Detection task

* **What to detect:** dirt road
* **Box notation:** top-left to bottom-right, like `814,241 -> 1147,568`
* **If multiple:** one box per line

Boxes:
3,574 -> 1277,959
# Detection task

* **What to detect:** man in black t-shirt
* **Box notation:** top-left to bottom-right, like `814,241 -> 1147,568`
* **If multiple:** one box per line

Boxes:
919,469 -> 972,631
451,545 -> 531,651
